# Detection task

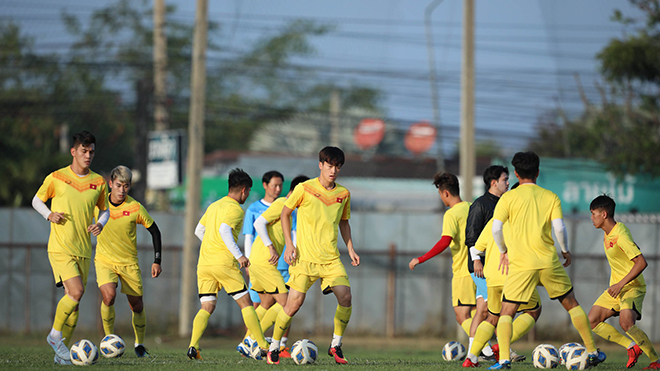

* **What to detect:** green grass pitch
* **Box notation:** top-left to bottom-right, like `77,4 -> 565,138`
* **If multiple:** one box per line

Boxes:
0,335 -> 644,370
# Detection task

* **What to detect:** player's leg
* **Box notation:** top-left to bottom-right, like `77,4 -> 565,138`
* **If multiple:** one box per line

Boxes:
558,291 -> 597,353
465,285 -> 502,366
267,288 -> 306,364
234,292 -> 269,352
127,295 -> 149,357
453,275 -> 477,335
188,295 -> 216,360
589,302 -> 632,348
99,283 -> 118,335
620,298 -> 659,368
259,292 -> 287,334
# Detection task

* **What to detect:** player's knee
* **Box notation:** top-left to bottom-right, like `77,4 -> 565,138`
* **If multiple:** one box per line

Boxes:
68,289 -> 84,302
529,306 -> 542,321
102,296 -> 115,306
131,301 -> 144,313
619,317 -> 635,332
337,291 -> 352,307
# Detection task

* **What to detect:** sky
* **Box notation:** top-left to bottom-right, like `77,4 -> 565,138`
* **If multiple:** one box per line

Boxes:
0,0 -> 643,157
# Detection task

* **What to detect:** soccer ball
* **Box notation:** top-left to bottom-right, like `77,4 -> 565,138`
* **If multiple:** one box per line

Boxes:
533,343 -> 559,368
558,343 -> 581,365
70,339 -> 99,366
242,337 -> 263,360
291,339 -> 318,365
442,341 -> 466,361
99,334 -> 126,358
564,345 -> 588,370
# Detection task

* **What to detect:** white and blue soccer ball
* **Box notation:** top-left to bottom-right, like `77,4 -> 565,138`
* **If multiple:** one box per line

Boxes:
558,343 -> 581,365
70,339 -> 99,366
291,339 -> 318,365
442,341 -> 466,361
99,334 -> 126,358
564,345 -> 589,370
533,343 -> 559,369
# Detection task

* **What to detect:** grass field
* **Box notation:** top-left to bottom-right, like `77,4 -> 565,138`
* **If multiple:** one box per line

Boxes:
0,334 -> 649,370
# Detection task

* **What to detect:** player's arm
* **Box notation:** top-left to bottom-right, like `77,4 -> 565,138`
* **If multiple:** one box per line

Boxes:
254,216 -> 279,265
551,218 -> 571,267
492,219 -> 510,274
608,254 -> 647,298
146,222 -> 163,278
32,194 -> 65,224
409,235 -> 452,270
465,203 -> 485,251
281,206 -> 295,264
339,219 -> 360,267
88,209 -> 109,236
194,223 -> 205,241
219,223 -> 248,268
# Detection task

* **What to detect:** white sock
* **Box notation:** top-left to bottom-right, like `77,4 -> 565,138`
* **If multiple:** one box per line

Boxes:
281,336 -> 288,348
483,344 -> 494,356
49,328 -> 62,340
468,353 -> 478,363
135,343 -> 142,348
627,342 -> 636,349
468,337 -> 474,355
269,340 -> 280,352
331,333 -> 342,348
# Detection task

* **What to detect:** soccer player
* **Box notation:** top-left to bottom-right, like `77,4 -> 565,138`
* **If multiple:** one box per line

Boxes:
243,171 -> 284,308
409,173 -> 476,341
488,151 -> 605,370
587,195 -> 659,370
240,175 -> 309,358
31,131 -> 109,365
464,165 -> 509,362
187,168 -> 269,361
266,147 -> 360,365
95,165 -> 162,357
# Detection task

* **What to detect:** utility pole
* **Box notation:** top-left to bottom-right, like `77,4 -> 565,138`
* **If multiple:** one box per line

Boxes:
460,0 -> 475,201
330,88 -> 341,147
153,0 -> 168,131
424,0 -> 446,172
179,0 -> 208,337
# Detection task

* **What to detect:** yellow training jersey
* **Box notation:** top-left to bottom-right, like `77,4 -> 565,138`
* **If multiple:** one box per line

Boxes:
36,166 -> 109,258
251,197 -> 289,265
474,218 -> 512,287
441,201 -> 471,278
95,195 -> 154,266
198,196 -> 244,266
493,183 -> 563,271
284,178 -> 350,264
603,222 -> 645,288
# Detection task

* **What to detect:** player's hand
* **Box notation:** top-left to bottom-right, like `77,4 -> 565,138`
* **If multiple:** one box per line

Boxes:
409,258 -> 420,270
498,252 -> 509,275
349,250 -> 360,267
473,259 -> 484,278
237,256 -> 250,269
87,222 -> 103,236
283,246 -> 296,265
151,263 -> 162,278
607,282 -> 623,298
48,212 -> 66,224
267,245 -> 279,265
561,251 -> 572,267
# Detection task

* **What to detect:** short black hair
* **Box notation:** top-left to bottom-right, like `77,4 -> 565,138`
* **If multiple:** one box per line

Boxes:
483,165 -> 508,187
433,172 -> 460,196
262,170 -> 284,185
289,175 -> 310,192
72,131 -> 96,148
319,146 -> 345,167
228,168 -> 252,191
511,151 -> 539,179
590,194 -> 616,218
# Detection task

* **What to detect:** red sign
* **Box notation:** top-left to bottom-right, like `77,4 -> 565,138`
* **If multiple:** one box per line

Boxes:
404,122 -> 437,155
353,118 -> 386,150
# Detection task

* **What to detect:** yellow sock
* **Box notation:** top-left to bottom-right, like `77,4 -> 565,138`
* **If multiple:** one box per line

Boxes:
242,306 -> 268,349
62,310 -> 79,347
568,306 -> 596,352
334,305 -> 352,337
471,321 -> 495,357
272,310 -> 292,342
460,317 -> 473,337
133,310 -> 146,345
53,295 -> 78,332
627,325 -> 659,362
101,302 -> 115,335
259,303 -> 283,334
496,315 -> 512,361
189,309 -> 211,349
245,305 -> 269,339
511,313 -> 535,343
593,322 -> 632,348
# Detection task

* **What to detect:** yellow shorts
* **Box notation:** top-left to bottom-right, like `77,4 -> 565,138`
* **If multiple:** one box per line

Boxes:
452,275 -> 476,307
287,259 -> 350,294
197,263 -> 247,296
593,286 -> 645,320
48,252 -> 90,286
95,259 -> 143,297
487,285 -> 541,315
503,264 -> 572,303
249,263 -> 288,294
